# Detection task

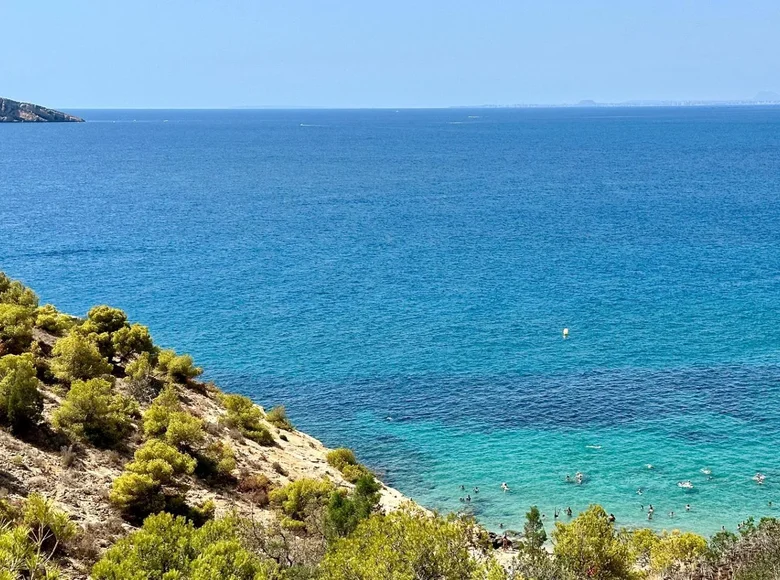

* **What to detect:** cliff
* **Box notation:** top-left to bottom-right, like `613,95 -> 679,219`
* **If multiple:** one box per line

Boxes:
0,97 -> 84,122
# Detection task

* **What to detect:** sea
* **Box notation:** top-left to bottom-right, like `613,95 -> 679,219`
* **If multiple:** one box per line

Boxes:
2,107 -> 779,536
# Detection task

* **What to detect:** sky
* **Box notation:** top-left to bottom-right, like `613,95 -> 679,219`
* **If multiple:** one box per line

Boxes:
2,0 -> 779,109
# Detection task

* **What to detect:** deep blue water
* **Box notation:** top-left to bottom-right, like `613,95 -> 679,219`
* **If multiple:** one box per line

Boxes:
2,107 -> 780,535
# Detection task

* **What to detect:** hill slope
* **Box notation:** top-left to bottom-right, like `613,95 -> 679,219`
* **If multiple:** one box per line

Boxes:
0,97 -> 84,122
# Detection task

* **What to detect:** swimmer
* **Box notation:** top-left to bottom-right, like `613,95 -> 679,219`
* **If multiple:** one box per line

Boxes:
608,513 -> 616,523
542,513 -> 547,520
499,522 -> 504,528
685,504 -> 691,512
554,509 -> 560,519
459,497 -> 465,502
466,495 -> 471,502
669,511 -> 675,518
648,512 -> 654,521
636,488 -> 643,495
640,505 -> 644,511
460,485 -> 465,491
566,506 -> 573,517
565,475 -> 572,483
474,487 -> 480,493
646,464 -> 654,470
501,482 -> 509,492
648,504 -> 655,514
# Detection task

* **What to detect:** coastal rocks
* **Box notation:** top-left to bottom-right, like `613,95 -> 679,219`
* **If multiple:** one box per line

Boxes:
0,97 -> 84,122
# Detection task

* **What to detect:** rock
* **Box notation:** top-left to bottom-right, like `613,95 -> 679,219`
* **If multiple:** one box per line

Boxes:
0,97 -> 84,122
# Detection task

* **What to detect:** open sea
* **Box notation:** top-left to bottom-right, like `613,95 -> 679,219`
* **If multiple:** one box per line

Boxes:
2,107 -> 780,536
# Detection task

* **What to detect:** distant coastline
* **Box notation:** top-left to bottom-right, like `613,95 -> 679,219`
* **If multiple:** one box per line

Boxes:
0,97 -> 84,122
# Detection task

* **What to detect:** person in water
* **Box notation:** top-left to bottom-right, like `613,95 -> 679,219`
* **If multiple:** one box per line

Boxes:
474,487 -> 479,493
685,504 -> 691,512
566,506 -> 573,517
608,513 -> 616,523
501,482 -> 510,492
466,495 -> 471,502
554,509 -> 560,519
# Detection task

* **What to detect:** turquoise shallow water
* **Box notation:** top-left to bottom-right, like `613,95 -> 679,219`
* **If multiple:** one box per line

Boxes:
1,107 -> 779,536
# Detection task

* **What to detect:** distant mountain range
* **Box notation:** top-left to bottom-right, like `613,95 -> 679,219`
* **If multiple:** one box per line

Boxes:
0,97 -> 84,122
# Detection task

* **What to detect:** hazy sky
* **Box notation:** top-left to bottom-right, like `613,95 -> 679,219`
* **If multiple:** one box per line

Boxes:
3,0 -> 779,108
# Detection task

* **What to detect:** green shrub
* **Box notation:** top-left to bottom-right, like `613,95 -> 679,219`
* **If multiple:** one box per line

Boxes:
326,447 -> 371,483
51,332 -> 113,382
0,303 -> 34,355
0,273 -> 38,308
0,492 -> 74,580
269,478 -> 335,531
326,474 -> 381,539
23,492 -> 77,553
219,393 -> 274,445
196,441 -> 237,480
125,351 -> 158,402
35,304 -> 76,336
266,405 -> 294,431
92,512 -> 276,580
109,472 -> 164,516
320,505 -> 497,580
157,349 -> 203,383
553,505 -> 633,580
83,305 -> 128,335
52,377 -> 136,447
109,440 -> 196,518
0,353 -> 43,431
126,439 -> 196,484
326,448 -> 357,471
143,385 -> 204,449
112,323 -> 156,361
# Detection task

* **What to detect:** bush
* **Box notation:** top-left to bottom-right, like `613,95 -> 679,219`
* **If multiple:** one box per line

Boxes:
22,492 -> 77,554
326,474 -> 381,539
219,393 -> 274,445
266,406 -> 294,431
35,304 -> 76,336
157,349 -> 203,383
92,512 -> 276,580
325,448 -> 357,471
51,332 -> 113,382
237,473 -> 273,507
270,478 -> 335,531
110,440 -> 196,518
0,303 -> 34,355
52,377 -> 136,447
0,492 -> 75,580
553,505 -> 633,580
109,472 -> 163,516
112,323 -> 156,361
143,385 -> 204,449
126,439 -> 196,484
125,351 -> 158,402
83,305 -> 128,335
326,448 -> 371,483
196,441 -> 237,481
0,273 -> 38,308
0,353 -> 43,431
320,506 -> 498,580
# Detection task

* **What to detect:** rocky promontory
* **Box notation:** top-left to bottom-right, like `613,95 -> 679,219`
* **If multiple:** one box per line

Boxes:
0,97 -> 84,122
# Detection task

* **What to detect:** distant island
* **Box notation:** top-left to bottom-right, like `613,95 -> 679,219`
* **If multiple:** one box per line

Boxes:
0,97 -> 83,122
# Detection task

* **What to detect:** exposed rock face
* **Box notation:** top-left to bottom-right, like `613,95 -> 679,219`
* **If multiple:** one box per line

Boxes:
0,97 -> 84,122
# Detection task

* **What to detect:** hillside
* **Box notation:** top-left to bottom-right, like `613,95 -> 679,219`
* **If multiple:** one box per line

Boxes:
0,97 -> 84,122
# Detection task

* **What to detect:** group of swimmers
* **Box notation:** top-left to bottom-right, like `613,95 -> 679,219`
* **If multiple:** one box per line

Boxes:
459,482 -> 511,503
640,503 -> 692,521
564,472 -> 585,485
